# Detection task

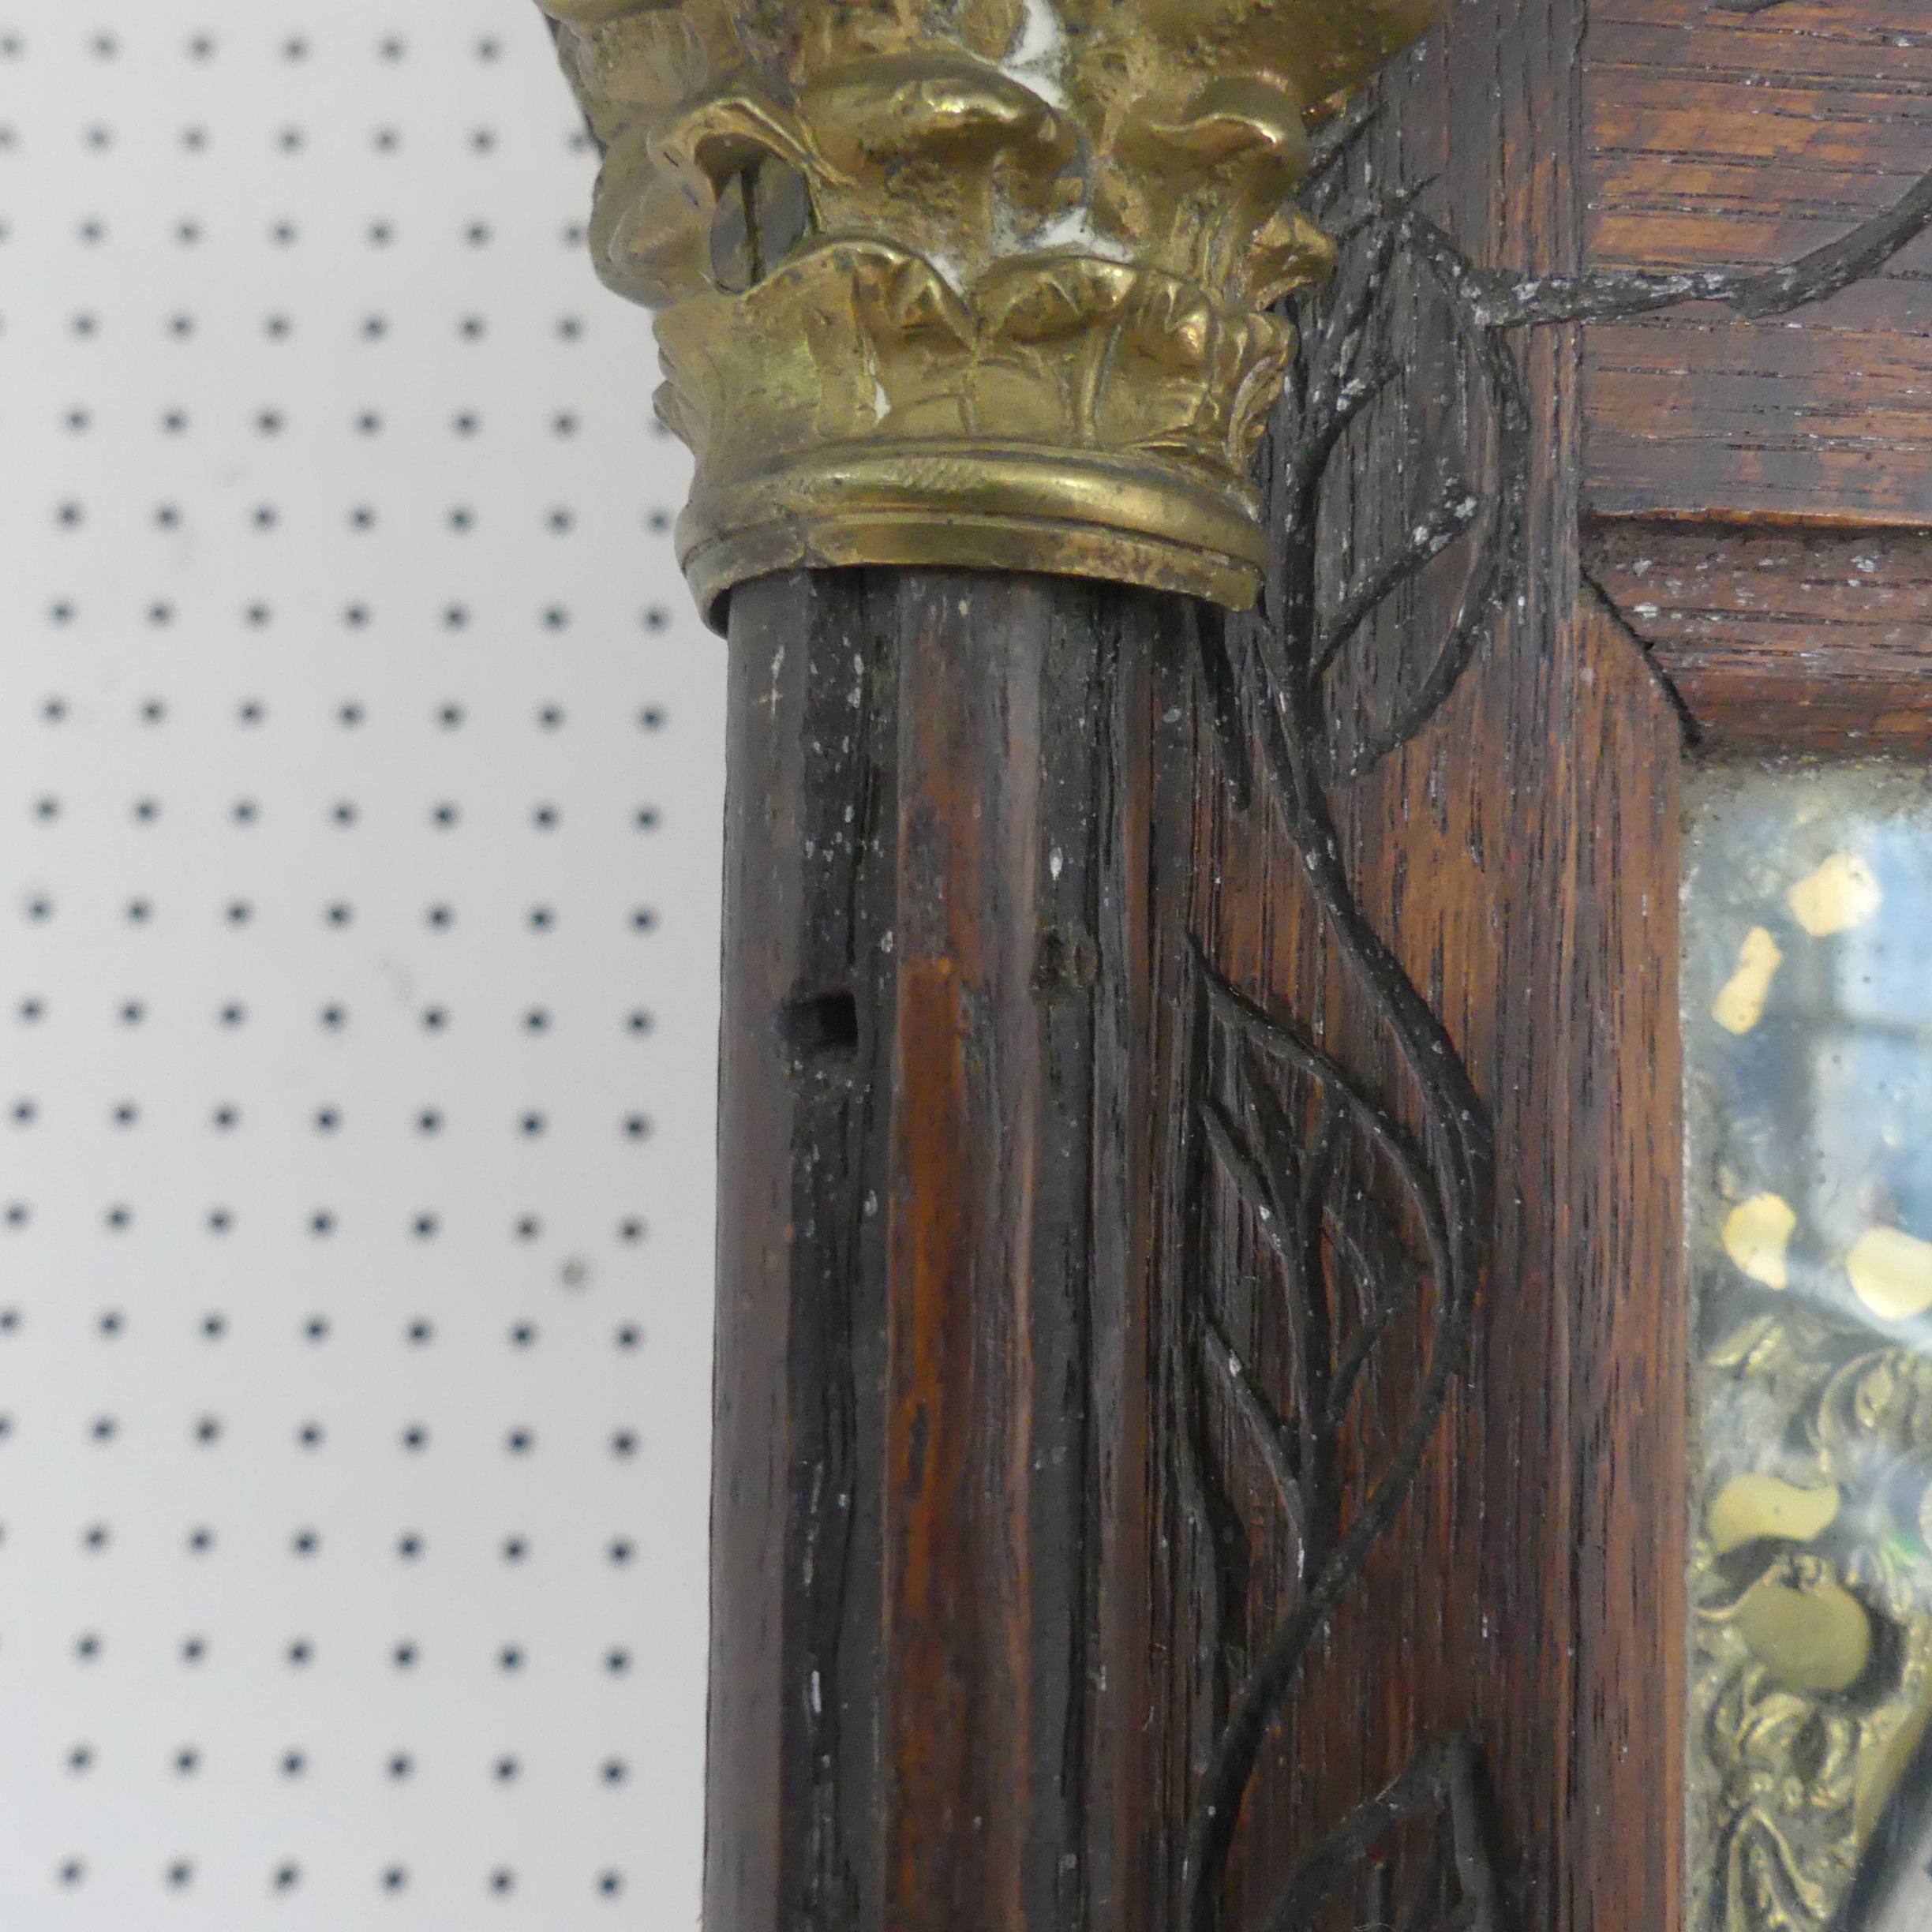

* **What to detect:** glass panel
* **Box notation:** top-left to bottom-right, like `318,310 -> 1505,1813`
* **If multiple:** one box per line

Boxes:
1686,762 -> 1932,1931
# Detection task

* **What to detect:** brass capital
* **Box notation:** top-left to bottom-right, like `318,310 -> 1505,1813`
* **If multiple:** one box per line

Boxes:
541,0 -> 1437,623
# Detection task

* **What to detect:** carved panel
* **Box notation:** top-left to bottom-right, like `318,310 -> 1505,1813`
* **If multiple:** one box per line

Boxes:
1161,9 -> 1932,1927
601,5 -> 1932,1930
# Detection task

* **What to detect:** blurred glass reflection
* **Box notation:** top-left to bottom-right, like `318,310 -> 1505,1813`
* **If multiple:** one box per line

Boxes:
1686,762 -> 1932,1932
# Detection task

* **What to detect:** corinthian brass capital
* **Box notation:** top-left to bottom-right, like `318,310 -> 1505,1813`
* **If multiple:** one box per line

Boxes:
541,0 -> 1436,622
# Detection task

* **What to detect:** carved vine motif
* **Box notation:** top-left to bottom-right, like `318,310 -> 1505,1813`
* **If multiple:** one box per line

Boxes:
1178,87 -> 1932,1932
1175,110 -> 1507,1931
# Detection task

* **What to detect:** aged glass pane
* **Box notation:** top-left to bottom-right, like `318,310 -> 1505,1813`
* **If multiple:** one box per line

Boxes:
1686,762 -> 1932,1932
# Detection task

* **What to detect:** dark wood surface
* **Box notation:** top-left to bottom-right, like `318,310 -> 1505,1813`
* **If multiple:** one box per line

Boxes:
1583,0 -> 1932,522
708,3 -> 1694,1914
1169,5 -> 1687,1923
710,567 -> 1182,1932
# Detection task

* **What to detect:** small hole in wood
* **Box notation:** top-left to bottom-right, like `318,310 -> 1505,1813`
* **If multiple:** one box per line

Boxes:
780,989 -> 858,1064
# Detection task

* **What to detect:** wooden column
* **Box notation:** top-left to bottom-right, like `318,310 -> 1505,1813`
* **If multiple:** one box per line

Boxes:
709,567 -> 1186,1931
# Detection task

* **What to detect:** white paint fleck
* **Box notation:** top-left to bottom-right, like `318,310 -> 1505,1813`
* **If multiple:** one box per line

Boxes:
1049,847 -> 1063,881
986,0 -> 1138,268
880,930 -> 894,954
1025,204 -> 1134,263
873,379 -> 892,421
1002,0 -> 1068,108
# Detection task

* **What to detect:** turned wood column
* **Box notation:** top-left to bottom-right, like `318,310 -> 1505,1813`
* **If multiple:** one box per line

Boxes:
711,568 -> 1175,1930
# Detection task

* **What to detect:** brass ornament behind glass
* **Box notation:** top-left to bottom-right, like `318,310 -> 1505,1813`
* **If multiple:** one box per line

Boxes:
1685,769 -> 1932,1932
539,0 -> 1438,624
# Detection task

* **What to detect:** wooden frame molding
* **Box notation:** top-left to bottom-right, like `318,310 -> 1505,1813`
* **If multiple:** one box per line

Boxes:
1587,521 -> 1932,751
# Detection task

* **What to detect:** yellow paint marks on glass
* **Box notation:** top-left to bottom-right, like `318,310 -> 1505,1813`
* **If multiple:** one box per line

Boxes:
1707,1473 -> 1840,1556
1712,924 -> 1782,1034
1788,852 -> 1883,937
1723,1193 -> 1797,1289
1685,769 -> 1932,1927
1848,1226 -> 1932,1322
1732,1575 -> 1873,1696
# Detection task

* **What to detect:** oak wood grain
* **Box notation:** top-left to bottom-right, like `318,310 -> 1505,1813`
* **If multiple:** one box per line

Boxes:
710,567 -> 1178,1932
691,2 -> 1858,1923
1583,0 -> 1932,522
1159,3 -> 1688,1923
1586,519 -> 1932,747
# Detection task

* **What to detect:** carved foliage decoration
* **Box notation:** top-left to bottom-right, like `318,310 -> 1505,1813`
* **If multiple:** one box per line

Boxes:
1176,69 -> 1932,1932
534,6 -> 1932,1923
1175,104 -> 1509,1930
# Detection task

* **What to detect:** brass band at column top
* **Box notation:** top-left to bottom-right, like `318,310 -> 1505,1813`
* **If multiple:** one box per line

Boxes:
541,0 -> 1438,627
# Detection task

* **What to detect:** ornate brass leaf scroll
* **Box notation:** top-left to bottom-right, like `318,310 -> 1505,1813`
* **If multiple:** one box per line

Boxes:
1692,1307 -> 1932,1930
537,0 -> 1437,622
1685,769 -> 1932,1932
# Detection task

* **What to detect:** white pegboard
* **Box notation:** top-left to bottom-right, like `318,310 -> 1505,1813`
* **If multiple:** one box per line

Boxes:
0,8 -> 719,1926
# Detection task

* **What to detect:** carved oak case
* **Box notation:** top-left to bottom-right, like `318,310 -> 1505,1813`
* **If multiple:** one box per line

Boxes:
531,2 -> 1932,1929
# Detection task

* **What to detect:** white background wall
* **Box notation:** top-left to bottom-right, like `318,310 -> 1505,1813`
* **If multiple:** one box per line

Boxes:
0,6 -> 720,1925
